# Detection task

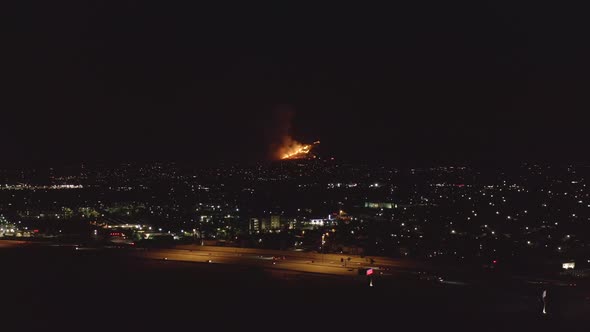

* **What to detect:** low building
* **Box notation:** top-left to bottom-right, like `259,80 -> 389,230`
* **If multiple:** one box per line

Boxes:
364,202 -> 397,209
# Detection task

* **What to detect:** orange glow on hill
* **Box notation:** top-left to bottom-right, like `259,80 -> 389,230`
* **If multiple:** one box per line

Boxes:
279,140 -> 320,160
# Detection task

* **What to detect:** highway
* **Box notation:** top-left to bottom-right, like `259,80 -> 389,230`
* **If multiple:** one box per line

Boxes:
125,244 -> 428,277
0,239 -> 422,276
0,240 -> 31,248
129,248 -> 360,276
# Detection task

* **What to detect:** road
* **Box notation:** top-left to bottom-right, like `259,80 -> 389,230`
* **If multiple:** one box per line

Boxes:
175,244 -> 423,269
130,247 -> 364,276
135,244 -> 431,276
0,239 -> 412,276
0,240 -> 430,276
0,239 -> 31,248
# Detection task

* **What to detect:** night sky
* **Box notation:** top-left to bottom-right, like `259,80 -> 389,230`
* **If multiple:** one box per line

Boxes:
3,2 -> 589,166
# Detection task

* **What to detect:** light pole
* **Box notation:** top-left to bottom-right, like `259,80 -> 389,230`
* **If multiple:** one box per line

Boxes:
321,232 -> 329,263
542,289 -> 547,315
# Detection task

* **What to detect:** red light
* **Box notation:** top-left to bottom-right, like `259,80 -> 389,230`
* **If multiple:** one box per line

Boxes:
492,260 -> 497,264
33,229 -> 39,233
366,268 -> 374,276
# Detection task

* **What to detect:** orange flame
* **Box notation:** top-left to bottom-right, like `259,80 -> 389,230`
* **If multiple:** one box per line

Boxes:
279,140 -> 320,160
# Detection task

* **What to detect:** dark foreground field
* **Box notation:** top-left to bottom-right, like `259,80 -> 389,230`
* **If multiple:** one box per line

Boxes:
1,246 -> 588,331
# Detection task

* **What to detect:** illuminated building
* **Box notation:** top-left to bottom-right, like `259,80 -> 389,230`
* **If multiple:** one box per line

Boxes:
364,202 -> 397,209
260,215 -> 281,231
270,215 -> 280,229
249,218 -> 260,233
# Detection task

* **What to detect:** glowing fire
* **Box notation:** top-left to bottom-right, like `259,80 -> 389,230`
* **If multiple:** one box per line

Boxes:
280,140 -> 320,160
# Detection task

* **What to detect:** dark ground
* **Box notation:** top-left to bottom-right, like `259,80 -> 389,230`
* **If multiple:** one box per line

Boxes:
1,246 -> 588,331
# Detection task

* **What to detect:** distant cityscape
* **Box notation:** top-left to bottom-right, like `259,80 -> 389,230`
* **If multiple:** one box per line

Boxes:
1,160 -> 589,275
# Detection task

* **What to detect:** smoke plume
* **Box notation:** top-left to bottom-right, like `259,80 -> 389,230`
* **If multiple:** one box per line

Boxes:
268,105 -> 298,160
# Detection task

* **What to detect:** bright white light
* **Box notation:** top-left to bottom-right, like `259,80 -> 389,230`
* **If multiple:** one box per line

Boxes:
562,262 -> 575,269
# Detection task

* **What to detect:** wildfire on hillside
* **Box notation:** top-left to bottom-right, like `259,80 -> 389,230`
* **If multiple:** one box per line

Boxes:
279,140 -> 320,160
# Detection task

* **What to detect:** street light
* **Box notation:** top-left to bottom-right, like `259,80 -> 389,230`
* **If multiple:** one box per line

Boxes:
321,232 -> 329,250
321,232 -> 329,263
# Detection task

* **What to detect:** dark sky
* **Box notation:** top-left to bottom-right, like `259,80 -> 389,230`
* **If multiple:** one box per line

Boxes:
3,2 -> 589,166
